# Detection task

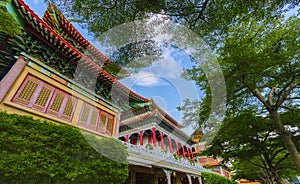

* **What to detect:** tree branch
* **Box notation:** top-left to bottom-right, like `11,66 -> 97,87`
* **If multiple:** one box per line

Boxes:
287,96 -> 300,100
279,105 -> 300,112
234,85 -> 247,94
257,154 -> 273,178
102,0 -> 118,10
263,130 -> 272,143
242,77 -> 271,110
275,76 -> 300,107
254,88 -> 271,109
270,147 -> 286,161
275,152 -> 290,169
191,0 -> 210,26
163,0 -> 210,25
243,158 -> 266,169
267,85 -> 278,106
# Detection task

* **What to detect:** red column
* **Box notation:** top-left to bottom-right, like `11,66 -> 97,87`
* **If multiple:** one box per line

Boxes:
139,131 -> 143,146
190,148 -> 194,160
160,132 -> 164,150
125,135 -> 129,143
152,127 -> 156,147
182,145 -> 186,159
132,139 -> 137,145
176,141 -> 179,156
187,148 -> 191,159
169,138 -> 173,153
148,134 -> 152,144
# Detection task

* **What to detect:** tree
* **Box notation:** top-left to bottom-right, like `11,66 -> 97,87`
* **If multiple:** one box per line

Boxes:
231,158 -> 266,183
184,15 -> 300,173
45,0 -> 299,42
0,111 -> 129,183
44,0 -> 300,71
201,172 -> 237,184
204,111 -> 299,183
0,0 -> 22,36
232,157 -> 298,184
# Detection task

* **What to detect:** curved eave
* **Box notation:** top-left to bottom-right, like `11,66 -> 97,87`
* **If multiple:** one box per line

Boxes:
192,151 -> 202,155
120,110 -> 156,126
208,162 -> 222,167
191,138 -> 201,143
42,4 -> 131,79
121,100 -> 185,129
12,0 -> 148,104
150,99 -> 185,128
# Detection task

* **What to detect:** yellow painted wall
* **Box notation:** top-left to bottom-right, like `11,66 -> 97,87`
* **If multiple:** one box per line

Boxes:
0,65 -> 118,138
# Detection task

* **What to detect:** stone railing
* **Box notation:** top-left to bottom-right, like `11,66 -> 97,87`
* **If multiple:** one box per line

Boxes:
122,141 -> 212,173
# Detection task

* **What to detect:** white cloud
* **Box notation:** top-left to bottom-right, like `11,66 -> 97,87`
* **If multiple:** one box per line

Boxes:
151,48 -> 183,79
128,50 -> 184,87
130,71 -> 167,87
120,47 -> 201,102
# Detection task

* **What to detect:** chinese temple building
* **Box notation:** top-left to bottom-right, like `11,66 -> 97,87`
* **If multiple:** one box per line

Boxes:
192,130 -> 231,179
119,100 -> 213,183
1,0 -> 217,183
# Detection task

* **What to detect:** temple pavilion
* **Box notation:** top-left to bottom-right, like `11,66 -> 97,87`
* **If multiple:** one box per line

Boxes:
0,0 -> 216,183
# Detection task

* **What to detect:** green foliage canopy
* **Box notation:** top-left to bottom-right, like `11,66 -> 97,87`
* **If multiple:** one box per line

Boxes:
45,0 -> 300,71
45,0 -> 299,44
0,0 -> 22,36
182,15 -> 300,173
202,172 -> 237,184
0,111 -> 128,184
204,111 -> 299,182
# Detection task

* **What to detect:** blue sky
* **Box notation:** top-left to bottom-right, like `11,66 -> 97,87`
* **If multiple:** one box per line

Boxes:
23,0 -> 202,135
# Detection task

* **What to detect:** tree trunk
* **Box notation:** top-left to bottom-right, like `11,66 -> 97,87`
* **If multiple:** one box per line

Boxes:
270,168 -> 282,184
263,168 -> 274,184
265,157 -> 282,184
269,110 -> 300,174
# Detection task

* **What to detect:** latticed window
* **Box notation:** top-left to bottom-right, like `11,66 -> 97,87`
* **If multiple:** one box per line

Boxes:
78,103 -> 100,130
88,109 -> 98,130
13,76 -> 39,106
48,91 -> 65,116
46,90 -> 77,121
78,102 -> 115,135
99,113 -> 107,130
12,75 -> 77,122
18,80 -> 38,102
63,97 -> 75,117
79,104 -> 91,124
61,97 -> 77,121
106,116 -> 114,135
33,85 -> 53,111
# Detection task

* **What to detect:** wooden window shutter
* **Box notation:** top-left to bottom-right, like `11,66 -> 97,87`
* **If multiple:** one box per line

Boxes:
106,115 -> 114,135
97,112 -> 107,133
13,75 -> 39,106
61,95 -> 77,121
47,90 -> 65,117
32,83 -> 55,112
79,103 -> 92,127
88,108 -> 99,130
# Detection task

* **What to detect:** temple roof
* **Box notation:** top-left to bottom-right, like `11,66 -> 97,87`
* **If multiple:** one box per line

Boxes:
42,3 -> 130,80
118,99 -> 197,143
11,0 -> 149,106
121,99 -> 185,129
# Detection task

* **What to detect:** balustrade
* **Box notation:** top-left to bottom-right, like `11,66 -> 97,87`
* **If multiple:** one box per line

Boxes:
121,141 -> 212,172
